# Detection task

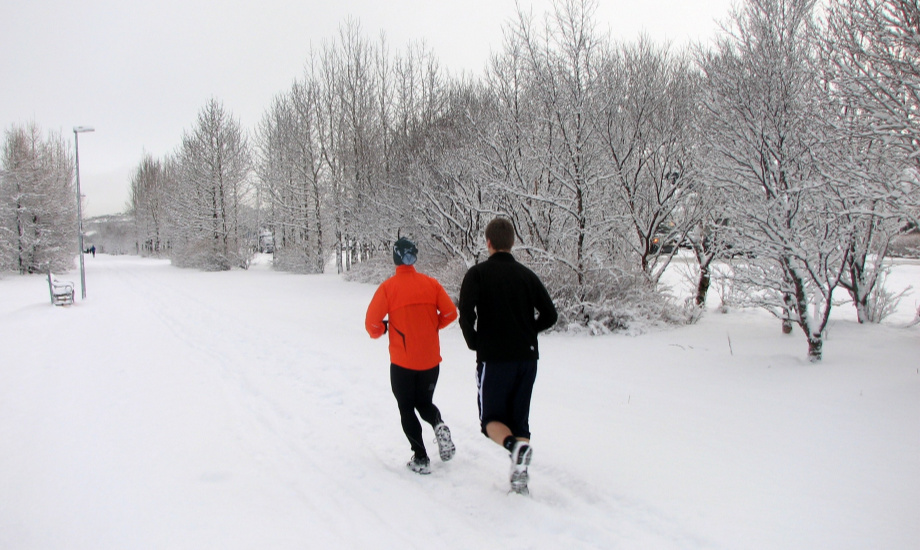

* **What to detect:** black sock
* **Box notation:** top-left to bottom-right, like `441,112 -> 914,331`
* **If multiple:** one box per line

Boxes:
503,435 -> 517,452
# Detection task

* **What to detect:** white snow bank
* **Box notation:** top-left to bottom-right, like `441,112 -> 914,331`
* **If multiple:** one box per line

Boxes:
1,255 -> 917,549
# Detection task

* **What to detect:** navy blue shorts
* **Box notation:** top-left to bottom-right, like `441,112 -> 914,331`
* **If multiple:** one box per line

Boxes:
476,360 -> 537,438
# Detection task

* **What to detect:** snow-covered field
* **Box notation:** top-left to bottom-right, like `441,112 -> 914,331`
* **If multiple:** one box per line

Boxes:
1,254 -> 918,550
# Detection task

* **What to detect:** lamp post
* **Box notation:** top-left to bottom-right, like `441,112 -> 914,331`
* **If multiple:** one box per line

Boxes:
73,126 -> 94,300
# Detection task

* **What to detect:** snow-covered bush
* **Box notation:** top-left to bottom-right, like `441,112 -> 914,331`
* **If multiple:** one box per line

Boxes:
272,245 -> 325,274
536,261 -> 685,334
862,269 -> 912,324
343,253 -> 398,286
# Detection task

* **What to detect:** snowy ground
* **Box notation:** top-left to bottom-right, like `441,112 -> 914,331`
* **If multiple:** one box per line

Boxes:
1,254 -> 918,550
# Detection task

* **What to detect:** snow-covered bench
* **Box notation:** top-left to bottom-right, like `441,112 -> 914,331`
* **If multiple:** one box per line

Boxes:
48,272 -> 75,306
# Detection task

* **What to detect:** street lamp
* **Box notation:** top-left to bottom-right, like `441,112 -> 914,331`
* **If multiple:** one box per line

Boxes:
73,126 -> 94,300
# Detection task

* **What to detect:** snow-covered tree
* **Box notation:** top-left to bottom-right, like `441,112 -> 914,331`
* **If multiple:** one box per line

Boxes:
464,0 -> 707,329
824,0 -> 920,172
0,122 -> 76,274
128,153 -> 168,256
478,0 -> 608,326
406,81 -> 492,270
320,20 -> 391,272
699,0 -> 848,361
816,97 -> 908,323
595,38 -> 706,290
170,99 -> 252,271
823,0 -> 920,321
389,42 -> 454,241
256,83 -> 328,273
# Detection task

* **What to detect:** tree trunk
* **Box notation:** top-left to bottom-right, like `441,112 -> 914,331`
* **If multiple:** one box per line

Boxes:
695,264 -> 711,307
855,299 -> 869,324
807,334 -> 823,362
782,292 -> 795,333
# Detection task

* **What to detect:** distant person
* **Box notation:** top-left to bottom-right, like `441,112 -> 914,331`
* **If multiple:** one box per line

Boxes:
365,237 -> 458,474
90,245 -> 96,257
458,217 -> 557,495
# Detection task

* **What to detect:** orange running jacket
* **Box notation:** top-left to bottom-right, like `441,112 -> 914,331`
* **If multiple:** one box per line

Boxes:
365,265 -> 458,370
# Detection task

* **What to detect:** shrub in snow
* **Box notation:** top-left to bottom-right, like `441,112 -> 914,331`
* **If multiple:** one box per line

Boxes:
863,269 -> 912,324
170,238 -> 251,271
344,254 -> 399,286
272,245 -> 325,274
540,264 -> 695,334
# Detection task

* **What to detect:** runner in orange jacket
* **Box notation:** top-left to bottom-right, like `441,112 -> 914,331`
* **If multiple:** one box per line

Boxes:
365,237 -> 458,474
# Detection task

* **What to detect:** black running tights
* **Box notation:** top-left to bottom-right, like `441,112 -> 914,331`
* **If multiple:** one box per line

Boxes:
390,363 -> 442,457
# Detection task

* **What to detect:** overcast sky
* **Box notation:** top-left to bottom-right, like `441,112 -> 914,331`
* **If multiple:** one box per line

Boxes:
1,0 -> 733,217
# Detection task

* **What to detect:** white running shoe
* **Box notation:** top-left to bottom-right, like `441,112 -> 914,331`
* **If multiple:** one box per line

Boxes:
407,454 -> 431,475
434,423 -> 456,461
509,441 -> 532,495
510,470 -> 530,495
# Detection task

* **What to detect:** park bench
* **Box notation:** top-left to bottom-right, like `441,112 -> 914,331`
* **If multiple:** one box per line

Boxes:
48,272 -> 75,306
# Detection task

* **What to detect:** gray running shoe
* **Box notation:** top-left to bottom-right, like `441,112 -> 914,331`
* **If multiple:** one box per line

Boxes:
434,423 -> 456,461
407,454 -> 431,475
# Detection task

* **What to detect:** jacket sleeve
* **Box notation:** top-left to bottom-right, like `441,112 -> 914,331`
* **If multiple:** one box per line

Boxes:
533,276 -> 558,333
365,284 -> 389,339
436,283 -> 458,330
457,270 -> 478,350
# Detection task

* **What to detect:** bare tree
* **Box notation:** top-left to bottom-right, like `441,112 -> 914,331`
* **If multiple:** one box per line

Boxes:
466,0 -> 708,329
700,0 -> 847,361
171,99 -> 252,270
0,122 -> 76,274
596,38 -> 706,290
128,153 -> 167,256
824,0 -> 920,172
823,0 -> 920,320
333,19 -> 386,269
312,24 -> 381,273
408,81 -> 492,269
256,81 -> 329,273
817,98 -> 908,322
481,0 -> 606,325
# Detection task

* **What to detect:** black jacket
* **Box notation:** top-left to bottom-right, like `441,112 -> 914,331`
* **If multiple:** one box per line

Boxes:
458,252 -> 557,362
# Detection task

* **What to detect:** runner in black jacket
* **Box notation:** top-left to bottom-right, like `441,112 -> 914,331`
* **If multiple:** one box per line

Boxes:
458,217 -> 557,495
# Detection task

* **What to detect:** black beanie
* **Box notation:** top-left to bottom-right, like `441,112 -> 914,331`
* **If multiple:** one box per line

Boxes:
393,237 -> 418,266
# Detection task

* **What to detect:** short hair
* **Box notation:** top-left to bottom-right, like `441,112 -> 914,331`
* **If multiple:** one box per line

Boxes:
485,217 -> 515,251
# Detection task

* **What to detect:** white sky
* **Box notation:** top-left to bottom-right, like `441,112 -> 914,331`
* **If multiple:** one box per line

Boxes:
1,0 -> 733,217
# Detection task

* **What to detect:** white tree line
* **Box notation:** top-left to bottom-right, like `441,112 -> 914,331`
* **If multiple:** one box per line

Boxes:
4,0 -> 917,361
